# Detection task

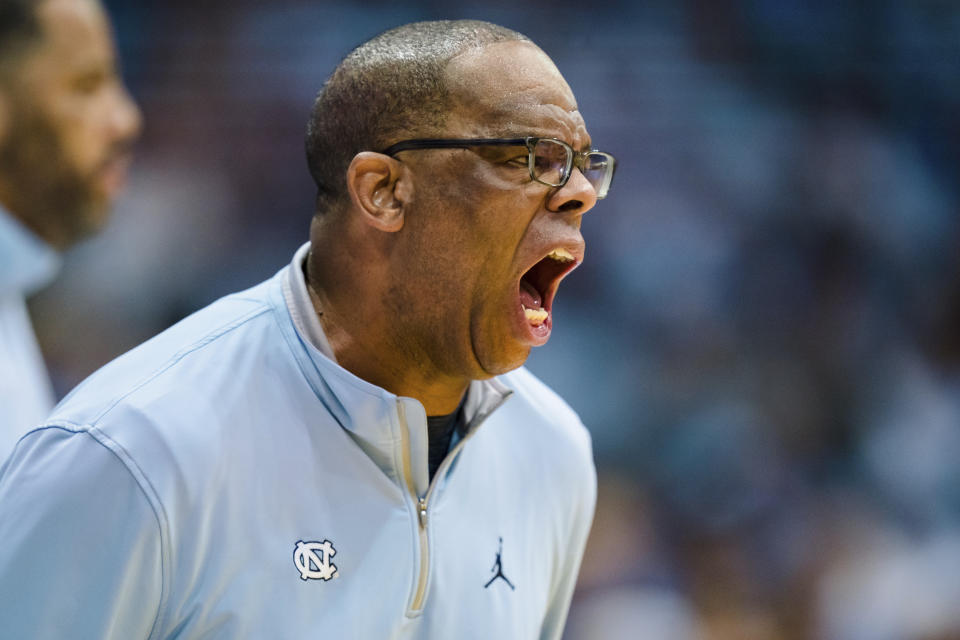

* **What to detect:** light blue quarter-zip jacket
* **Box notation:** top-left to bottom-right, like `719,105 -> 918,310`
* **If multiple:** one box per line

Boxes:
0,244 -> 597,639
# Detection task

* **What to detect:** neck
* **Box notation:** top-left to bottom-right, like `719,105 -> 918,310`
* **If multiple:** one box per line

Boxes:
0,185 -> 67,249
306,249 -> 469,416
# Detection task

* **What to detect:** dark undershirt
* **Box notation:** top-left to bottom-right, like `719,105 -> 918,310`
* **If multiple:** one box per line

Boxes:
427,401 -> 467,481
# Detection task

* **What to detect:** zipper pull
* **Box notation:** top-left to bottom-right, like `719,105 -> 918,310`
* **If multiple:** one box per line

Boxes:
418,497 -> 428,528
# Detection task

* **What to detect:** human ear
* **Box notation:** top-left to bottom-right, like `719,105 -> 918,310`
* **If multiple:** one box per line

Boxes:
345,152 -> 411,233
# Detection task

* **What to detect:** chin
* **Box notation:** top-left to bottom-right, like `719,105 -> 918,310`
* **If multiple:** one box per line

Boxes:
85,202 -> 113,232
59,199 -> 111,247
476,346 -> 532,378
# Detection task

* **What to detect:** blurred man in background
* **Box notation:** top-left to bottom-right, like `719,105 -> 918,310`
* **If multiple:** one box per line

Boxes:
0,0 -> 142,460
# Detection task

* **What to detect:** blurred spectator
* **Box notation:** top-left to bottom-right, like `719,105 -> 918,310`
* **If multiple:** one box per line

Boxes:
0,0 -> 140,460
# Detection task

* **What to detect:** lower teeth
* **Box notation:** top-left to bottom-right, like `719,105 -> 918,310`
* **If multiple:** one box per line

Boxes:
523,306 -> 548,325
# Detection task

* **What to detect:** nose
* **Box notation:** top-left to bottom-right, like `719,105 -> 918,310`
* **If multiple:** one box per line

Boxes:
545,166 -> 598,218
110,82 -> 143,144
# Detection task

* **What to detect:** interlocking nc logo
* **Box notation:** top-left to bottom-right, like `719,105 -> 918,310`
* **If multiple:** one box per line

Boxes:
293,540 -> 338,581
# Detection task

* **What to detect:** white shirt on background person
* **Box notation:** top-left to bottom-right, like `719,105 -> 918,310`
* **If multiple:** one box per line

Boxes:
0,207 -> 59,462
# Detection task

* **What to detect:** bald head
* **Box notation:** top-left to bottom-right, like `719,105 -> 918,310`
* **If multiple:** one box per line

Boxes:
443,41 -> 584,144
305,20 -> 533,215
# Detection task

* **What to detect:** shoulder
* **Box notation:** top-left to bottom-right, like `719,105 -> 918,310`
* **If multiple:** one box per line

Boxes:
0,426 -> 165,637
2,424 -> 159,516
34,276 -> 295,510
486,367 -> 597,535
498,366 -> 592,452
493,367 -> 596,487
50,278 -> 279,429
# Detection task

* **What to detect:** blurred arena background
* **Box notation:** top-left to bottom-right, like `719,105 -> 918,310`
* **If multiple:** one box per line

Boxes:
29,1 -> 960,638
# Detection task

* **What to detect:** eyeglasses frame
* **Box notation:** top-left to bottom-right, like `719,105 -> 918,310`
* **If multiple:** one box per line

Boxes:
379,136 -> 616,199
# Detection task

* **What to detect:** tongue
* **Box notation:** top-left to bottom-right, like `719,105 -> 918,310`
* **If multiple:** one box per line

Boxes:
519,279 -> 542,309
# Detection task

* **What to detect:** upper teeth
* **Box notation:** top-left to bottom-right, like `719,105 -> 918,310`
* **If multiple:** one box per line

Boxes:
547,248 -> 575,263
524,306 -> 548,325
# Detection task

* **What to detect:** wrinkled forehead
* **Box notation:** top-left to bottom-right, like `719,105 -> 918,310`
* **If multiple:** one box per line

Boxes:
443,41 -> 591,149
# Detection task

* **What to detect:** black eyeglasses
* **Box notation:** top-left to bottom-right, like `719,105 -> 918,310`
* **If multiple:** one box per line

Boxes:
380,137 -> 617,199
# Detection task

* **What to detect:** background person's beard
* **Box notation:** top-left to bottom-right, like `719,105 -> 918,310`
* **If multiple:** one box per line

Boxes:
0,106 -> 106,248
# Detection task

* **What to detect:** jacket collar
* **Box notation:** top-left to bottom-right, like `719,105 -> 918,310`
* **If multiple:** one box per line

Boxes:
275,242 -> 511,495
0,206 -> 60,296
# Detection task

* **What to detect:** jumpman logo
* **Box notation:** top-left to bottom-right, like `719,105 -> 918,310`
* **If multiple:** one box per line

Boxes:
484,537 -> 515,590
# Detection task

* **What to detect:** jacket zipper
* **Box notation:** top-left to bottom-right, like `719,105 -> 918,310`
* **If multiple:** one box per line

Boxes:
398,400 -> 431,614
397,394 -> 510,614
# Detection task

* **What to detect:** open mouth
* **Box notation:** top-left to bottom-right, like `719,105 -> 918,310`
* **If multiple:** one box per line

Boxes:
97,153 -> 134,197
518,247 -> 580,327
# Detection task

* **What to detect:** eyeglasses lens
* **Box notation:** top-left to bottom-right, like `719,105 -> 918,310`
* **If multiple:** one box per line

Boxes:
583,153 -> 614,199
532,139 -> 570,187
532,139 -> 614,198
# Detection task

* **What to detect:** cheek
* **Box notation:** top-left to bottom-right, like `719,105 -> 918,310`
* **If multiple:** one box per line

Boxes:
45,95 -> 111,173
413,157 -> 542,297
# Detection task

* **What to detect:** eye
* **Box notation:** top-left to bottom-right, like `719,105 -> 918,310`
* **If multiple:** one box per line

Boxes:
71,69 -> 107,95
471,145 -> 528,168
